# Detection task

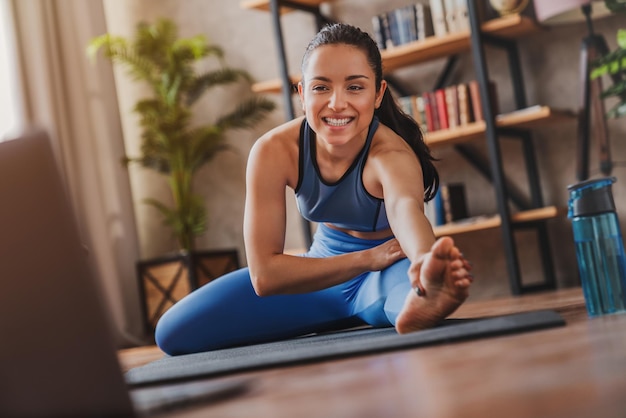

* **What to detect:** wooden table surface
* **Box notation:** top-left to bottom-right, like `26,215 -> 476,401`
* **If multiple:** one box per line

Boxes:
119,287 -> 626,418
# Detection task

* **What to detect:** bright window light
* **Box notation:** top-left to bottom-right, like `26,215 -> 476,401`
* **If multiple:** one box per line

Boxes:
0,0 -> 23,140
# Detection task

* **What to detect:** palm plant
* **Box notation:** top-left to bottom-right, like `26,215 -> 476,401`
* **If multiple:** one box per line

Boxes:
88,18 -> 275,251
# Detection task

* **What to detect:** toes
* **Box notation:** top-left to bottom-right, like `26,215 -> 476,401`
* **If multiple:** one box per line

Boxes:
452,268 -> 473,282
450,259 -> 464,270
455,278 -> 472,288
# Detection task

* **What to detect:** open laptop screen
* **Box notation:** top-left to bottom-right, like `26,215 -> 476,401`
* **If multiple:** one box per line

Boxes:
0,130 -> 134,417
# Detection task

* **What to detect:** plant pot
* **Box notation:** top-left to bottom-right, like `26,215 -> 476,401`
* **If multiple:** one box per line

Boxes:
136,249 -> 240,333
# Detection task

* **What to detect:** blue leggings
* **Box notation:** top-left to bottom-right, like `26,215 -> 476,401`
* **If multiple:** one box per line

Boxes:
155,224 -> 412,355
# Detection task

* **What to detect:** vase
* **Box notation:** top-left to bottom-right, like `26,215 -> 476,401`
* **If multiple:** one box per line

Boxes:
489,0 -> 529,16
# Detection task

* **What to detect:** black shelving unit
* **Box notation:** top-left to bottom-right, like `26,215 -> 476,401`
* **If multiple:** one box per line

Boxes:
465,0 -> 555,294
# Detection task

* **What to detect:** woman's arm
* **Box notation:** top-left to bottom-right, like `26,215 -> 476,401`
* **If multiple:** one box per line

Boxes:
365,128 -> 436,265
243,126 -> 404,296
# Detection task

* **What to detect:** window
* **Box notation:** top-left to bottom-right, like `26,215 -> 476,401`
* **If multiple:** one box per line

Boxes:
0,0 -> 23,140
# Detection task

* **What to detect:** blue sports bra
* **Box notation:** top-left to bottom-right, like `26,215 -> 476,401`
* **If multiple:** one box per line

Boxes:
294,117 -> 390,232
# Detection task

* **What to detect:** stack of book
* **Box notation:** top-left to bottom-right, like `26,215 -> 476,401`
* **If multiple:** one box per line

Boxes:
371,0 -> 486,50
371,3 -> 434,50
397,80 -> 498,133
424,182 -> 469,227
429,0 -> 471,37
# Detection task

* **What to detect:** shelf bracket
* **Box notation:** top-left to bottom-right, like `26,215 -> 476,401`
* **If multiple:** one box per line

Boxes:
453,144 -> 531,210
433,55 -> 459,91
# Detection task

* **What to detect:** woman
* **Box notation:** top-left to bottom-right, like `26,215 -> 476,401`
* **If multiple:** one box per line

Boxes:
155,23 -> 473,355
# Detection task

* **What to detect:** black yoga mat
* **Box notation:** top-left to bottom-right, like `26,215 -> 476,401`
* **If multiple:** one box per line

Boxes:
126,309 -> 565,387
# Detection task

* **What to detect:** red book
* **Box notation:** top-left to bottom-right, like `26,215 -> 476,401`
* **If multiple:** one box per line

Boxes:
422,91 -> 435,132
429,91 -> 441,131
434,88 -> 449,130
469,80 -> 499,122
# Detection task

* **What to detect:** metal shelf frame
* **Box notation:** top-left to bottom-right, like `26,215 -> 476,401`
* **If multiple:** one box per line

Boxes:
467,0 -> 555,294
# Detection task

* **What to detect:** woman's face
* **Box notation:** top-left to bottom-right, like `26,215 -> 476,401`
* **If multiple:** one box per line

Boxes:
298,44 -> 386,148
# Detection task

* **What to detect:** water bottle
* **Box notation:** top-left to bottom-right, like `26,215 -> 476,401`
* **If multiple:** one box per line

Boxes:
568,177 -> 626,316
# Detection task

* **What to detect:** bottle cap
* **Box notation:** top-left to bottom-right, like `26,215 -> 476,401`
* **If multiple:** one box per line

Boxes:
567,177 -> 617,218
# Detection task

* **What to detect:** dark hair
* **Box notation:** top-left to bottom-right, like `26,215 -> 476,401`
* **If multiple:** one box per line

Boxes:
301,23 -> 439,201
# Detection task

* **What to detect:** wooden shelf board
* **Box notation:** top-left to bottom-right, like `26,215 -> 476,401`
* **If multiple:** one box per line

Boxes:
241,0 -> 327,13
433,206 -> 565,237
381,15 -> 541,72
252,76 -> 300,94
425,121 -> 487,148
496,106 -> 576,130
425,106 -> 575,148
481,14 -> 541,38
381,32 -> 472,71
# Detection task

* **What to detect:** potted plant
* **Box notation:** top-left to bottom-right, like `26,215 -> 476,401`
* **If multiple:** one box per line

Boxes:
590,0 -> 626,119
88,18 -> 275,332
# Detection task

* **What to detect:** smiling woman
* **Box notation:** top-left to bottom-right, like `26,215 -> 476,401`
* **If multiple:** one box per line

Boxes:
154,23 -> 474,356
0,0 -> 24,140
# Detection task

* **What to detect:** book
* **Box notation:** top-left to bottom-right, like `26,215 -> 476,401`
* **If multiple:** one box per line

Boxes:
404,5 -> 418,44
445,85 -> 459,129
429,0 -> 448,37
434,88 -> 449,130
414,3 -> 434,40
433,188 -> 446,226
443,0 -> 458,33
468,80 -> 483,121
494,105 -> 543,121
393,9 -> 406,46
423,199 -> 438,227
399,94 -> 420,126
457,83 -> 473,125
468,80 -> 499,122
398,96 -> 414,119
455,0 -> 470,32
387,9 -> 401,47
422,91 -> 437,132
390,5 -> 420,46
440,183 -> 469,224
379,12 -> 395,49
412,95 -> 426,129
371,14 -> 386,50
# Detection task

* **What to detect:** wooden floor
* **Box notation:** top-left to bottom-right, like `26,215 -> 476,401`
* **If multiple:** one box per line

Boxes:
118,287 -> 626,418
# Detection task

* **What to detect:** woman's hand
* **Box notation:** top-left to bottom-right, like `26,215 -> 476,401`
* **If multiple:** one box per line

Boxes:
365,238 -> 406,271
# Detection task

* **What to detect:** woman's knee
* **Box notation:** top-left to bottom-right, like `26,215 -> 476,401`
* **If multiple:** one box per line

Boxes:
153,307 -> 180,355
154,268 -> 253,355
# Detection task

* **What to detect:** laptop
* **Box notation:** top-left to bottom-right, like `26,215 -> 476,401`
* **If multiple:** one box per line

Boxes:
0,130 -> 249,417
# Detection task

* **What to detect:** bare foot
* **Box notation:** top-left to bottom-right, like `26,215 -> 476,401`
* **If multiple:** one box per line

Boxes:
395,236 -> 473,334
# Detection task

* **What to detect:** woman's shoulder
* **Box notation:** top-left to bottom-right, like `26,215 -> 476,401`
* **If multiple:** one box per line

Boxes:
371,122 -> 412,154
249,116 -> 304,168
254,116 -> 304,149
